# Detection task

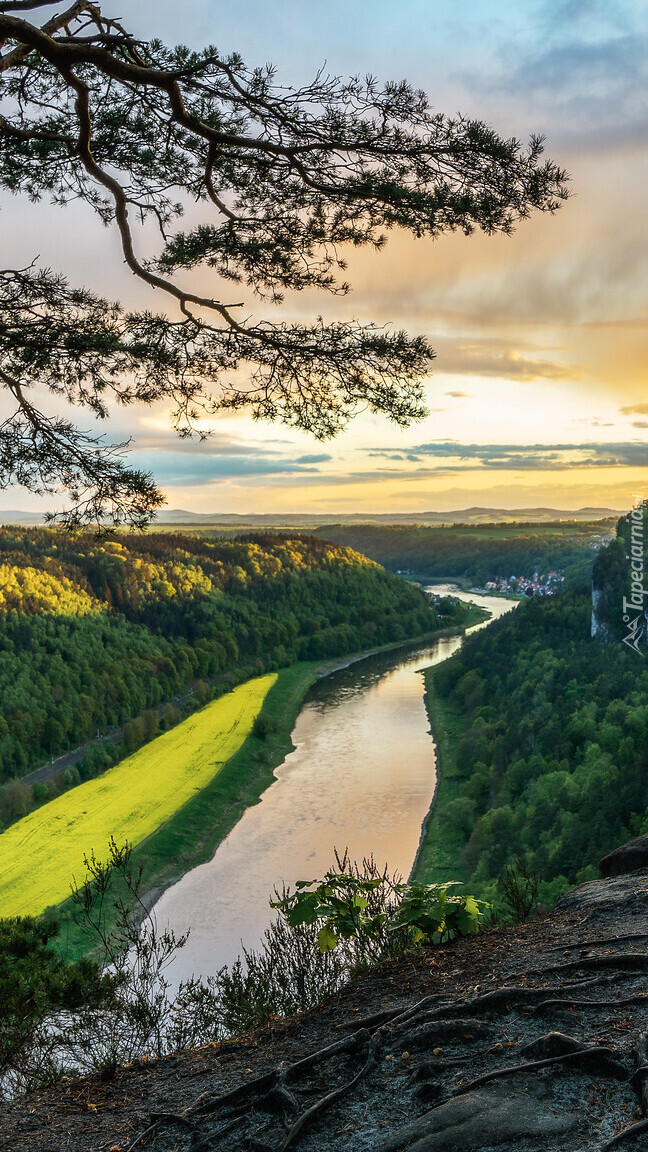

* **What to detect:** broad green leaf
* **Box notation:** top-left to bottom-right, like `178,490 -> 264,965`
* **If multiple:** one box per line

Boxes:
316,924 -> 338,953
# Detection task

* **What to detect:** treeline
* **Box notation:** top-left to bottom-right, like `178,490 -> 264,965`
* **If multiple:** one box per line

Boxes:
314,524 -> 600,586
431,522 -> 648,895
0,528 -> 463,796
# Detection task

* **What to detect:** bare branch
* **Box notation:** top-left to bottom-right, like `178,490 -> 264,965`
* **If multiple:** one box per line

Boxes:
0,2 -> 89,68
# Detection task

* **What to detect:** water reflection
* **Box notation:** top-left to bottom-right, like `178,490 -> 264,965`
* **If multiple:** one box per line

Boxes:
153,587 -> 514,984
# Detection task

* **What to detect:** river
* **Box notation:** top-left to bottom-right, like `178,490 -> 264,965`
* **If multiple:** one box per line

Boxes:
153,586 -> 516,984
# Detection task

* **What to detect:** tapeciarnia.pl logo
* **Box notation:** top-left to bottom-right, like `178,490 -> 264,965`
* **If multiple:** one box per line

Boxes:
622,497 -> 648,655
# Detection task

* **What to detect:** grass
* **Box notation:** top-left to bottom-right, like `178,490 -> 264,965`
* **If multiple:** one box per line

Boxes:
55,662 -> 323,956
410,668 -> 470,889
0,674 -> 276,920
462,603 -> 493,627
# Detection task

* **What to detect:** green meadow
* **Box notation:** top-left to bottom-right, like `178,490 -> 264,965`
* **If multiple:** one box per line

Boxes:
0,674 -> 276,919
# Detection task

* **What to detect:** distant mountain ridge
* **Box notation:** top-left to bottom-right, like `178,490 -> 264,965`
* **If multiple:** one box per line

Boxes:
0,510 -> 49,525
0,506 -> 622,528
155,506 -> 621,526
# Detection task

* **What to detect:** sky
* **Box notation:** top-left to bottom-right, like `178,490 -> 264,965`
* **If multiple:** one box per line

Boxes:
2,0 -> 647,516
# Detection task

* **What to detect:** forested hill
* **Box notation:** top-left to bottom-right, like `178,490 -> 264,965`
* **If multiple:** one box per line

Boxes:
429,559 -> 648,901
0,528 -> 456,796
314,522 -> 609,586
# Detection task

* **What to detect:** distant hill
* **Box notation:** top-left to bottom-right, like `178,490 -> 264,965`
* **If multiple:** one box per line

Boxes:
0,510 -> 48,525
154,506 -> 621,527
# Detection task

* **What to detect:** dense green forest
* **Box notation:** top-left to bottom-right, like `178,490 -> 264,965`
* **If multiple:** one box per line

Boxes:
0,528 -> 465,809
430,505 -> 648,897
314,522 -> 610,586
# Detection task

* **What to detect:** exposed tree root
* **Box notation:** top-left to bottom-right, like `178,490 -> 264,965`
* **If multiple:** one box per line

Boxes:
391,976 -> 616,1026
188,1070 -> 279,1119
453,1045 -> 627,1098
337,1006 -> 407,1032
278,997 -> 441,1152
126,1123 -> 163,1152
56,878 -> 648,1152
125,1113 -> 196,1152
192,1117 -> 246,1150
600,1118 -> 648,1150
189,1029 -> 370,1119
533,994 -> 648,1014
123,973 -> 635,1152
527,954 -> 648,978
547,933 -> 648,953
277,1038 -> 374,1152
391,1017 -> 496,1051
285,1028 -> 375,1080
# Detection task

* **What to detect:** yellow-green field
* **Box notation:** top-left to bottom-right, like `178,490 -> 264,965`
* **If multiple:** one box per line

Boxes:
0,673 -> 276,919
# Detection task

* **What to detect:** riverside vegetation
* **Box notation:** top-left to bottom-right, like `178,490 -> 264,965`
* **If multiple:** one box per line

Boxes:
414,503 -> 648,906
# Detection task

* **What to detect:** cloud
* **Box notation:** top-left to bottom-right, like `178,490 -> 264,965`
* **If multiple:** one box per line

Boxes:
486,2 -> 648,142
633,421 -> 648,430
520,36 -> 644,101
131,431 -> 270,457
136,454 -> 325,485
445,390 -> 471,398
368,452 -> 414,462
423,231 -> 648,331
130,435 -> 331,484
621,403 -> 648,416
438,344 -> 580,382
583,316 -> 648,330
573,417 -> 614,428
364,440 -> 648,471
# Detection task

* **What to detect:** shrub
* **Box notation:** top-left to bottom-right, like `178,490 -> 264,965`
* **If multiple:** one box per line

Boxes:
498,857 -> 541,922
388,882 -> 486,944
274,853 -> 488,953
252,713 -> 277,741
0,915 -> 116,1098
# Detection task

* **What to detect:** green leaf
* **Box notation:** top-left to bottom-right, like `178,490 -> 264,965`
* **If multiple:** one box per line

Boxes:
463,896 -> 483,920
316,924 -> 338,953
283,893 -> 321,926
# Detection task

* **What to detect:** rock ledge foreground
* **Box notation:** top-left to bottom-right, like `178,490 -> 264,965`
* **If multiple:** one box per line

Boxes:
4,840 -> 648,1151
